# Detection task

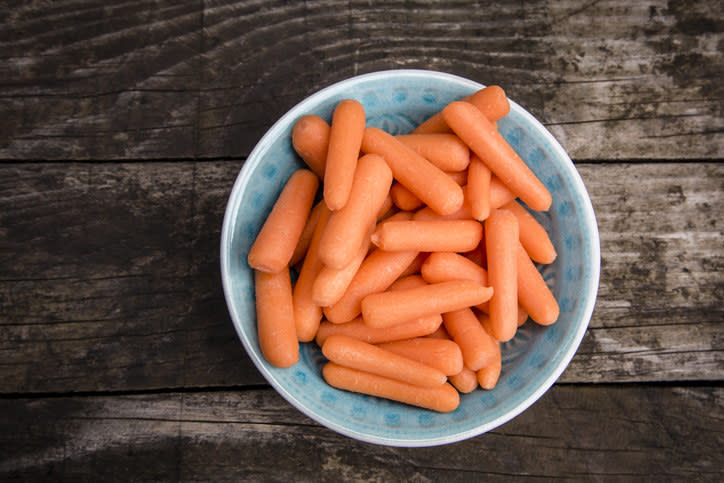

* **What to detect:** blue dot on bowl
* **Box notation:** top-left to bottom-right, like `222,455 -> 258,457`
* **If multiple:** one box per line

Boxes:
321,391 -> 337,407
294,370 -> 307,385
385,413 -> 401,427
351,405 -> 366,421
422,88 -> 439,104
418,413 -> 435,428
393,87 -> 408,103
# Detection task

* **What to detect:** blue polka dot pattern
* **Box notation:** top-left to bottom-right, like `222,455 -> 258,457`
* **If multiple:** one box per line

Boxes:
220,70 -> 600,447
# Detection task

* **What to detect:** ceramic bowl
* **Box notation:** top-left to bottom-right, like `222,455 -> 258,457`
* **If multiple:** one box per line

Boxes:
220,70 -> 600,446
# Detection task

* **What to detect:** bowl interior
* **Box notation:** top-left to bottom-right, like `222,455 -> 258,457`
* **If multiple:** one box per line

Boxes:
220,70 -> 600,446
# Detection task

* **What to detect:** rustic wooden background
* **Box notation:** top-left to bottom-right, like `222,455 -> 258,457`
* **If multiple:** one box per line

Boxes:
1,0 -> 722,480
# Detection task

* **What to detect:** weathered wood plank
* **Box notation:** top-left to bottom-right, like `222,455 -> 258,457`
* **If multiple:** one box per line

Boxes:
0,386 -> 721,480
0,161 -> 721,393
0,162 -> 724,393
1,0 -> 721,160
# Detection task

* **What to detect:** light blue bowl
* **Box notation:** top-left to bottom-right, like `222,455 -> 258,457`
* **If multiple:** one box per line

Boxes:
220,70 -> 600,447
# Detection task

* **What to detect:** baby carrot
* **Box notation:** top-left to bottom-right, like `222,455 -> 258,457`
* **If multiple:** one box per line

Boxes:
443,101 -> 551,211
467,154 -> 492,221
291,115 -> 330,178
467,85 -> 510,122
315,313 -> 442,346
450,366 -> 479,394
323,248 -> 419,324
420,251 -> 490,311
424,324 -> 479,393
378,337 -> 464,377
390,181 -> 425,211
396,133 -> 471,172
247,169 -> 319,274
516,242 -> 559,325
312,228 -> 371,307
323,362 -> 460,413
442,308 -> 499,371
322,334 -> 447,387
371,219 -> 483,253
324,99 -> 366,210
489,175 -> 517,209
485,209 -> 519,342
289,200 -> 325,267
501,199 -> 557,264
292,205 -> 332,342
476,342 -> 502,390
361,127 -> 464,216
254,269 -> 299,368
421,251 -> 488,286
319,153 -> 393,269
361,280 -> 493,329
412,85 -> 511,135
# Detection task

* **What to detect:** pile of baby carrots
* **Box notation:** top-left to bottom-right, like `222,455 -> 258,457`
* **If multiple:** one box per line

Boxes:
247,85 -> 559,413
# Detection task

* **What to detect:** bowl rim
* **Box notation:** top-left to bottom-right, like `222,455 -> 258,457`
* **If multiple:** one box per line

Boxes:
220,68 -> 601,446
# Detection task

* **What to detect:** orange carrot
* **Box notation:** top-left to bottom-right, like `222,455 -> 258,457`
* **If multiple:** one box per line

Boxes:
323,248 -> 419,324
467,154 -> 492,221
322,335 -> 447,387
292,205 -> 332,342
476,341 -> 502,390
292,115 -> 330,178
450,366 -> 479,394
391,171 -> 465,211
412,85 -> 511,135
467,85 -> 510,122
289,200 -> 325,267
315,313 -> 442,346
413,200 -> 472,222
518,307 -> 529,327
324,99 -> 366,210
442,308 -> 499,371
421,251 -> 488,286
361,280 -> 493,328
312,228 -> 371,307
389,181 -> 425,211
489,175 -> 517,209
424,324 -> 479,393
247,169 -> 319,273
501,199 -> 557,264
443,101 -> 551,211
319,153 -> 393,269
322,362 -> 460,412
485,209 -> 519,342
516,242 -> 559,325
254,269 -> 299,368
396,133 -> 471,172
361,127 -> 464,215
378,337 -> 463,377
371,219 -> 482,253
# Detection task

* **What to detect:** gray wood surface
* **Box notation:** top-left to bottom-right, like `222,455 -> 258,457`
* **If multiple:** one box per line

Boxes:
2,162 -> 721,393
1,0 -> 721,478
1,0 -> 721,161
1,386 -> 721,481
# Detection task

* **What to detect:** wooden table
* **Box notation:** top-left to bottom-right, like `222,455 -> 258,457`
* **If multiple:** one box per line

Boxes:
1,1 -> 721,480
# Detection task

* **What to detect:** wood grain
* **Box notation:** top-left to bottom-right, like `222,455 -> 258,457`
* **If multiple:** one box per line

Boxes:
1,386 -> 721,480
1,0 -> 721,160
1,161 -> 720,393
